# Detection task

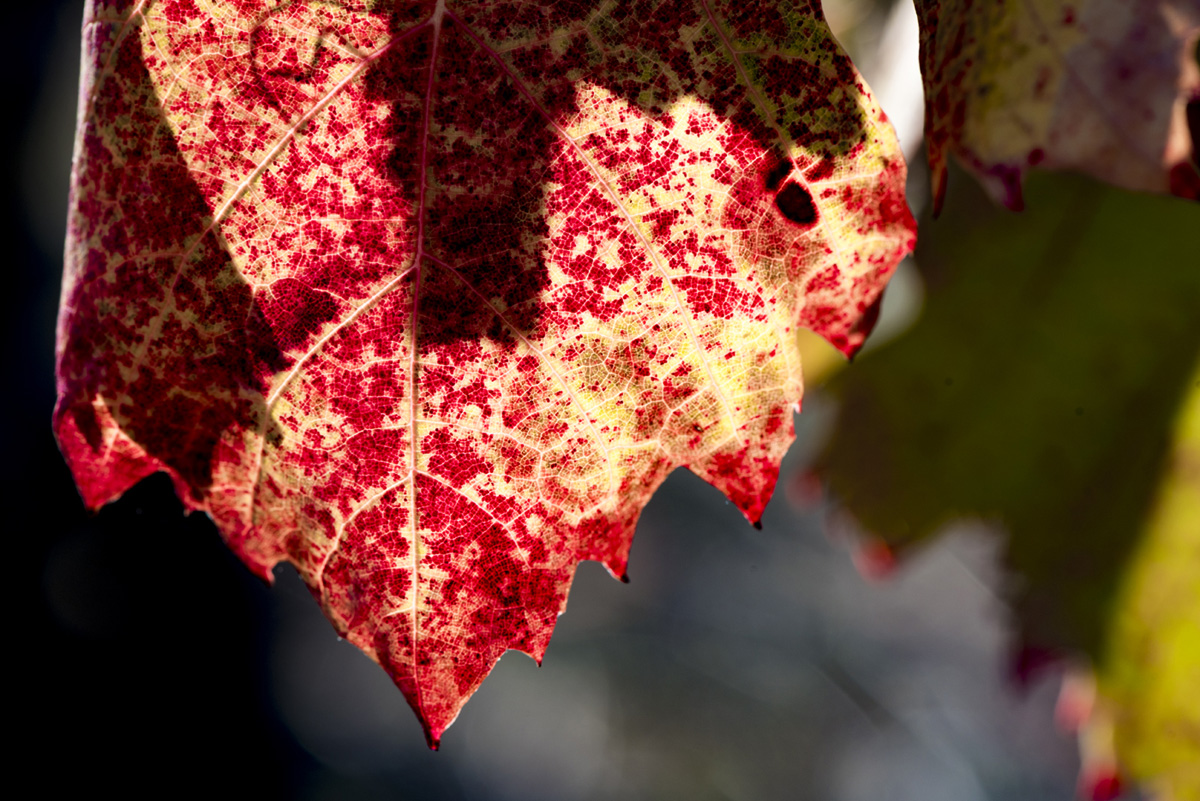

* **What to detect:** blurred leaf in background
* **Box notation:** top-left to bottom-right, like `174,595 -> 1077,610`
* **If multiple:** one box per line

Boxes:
814,166 -> 1200,797
1094,370 -> 1200,800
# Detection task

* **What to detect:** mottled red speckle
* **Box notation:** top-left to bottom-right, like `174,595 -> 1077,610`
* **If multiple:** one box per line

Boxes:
763,155 -> 793,191
55,0 -> 913,746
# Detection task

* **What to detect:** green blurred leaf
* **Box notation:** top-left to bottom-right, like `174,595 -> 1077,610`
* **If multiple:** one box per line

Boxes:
815,167 -> 1200,793
815,167 -> 1200,661
1095,366 -> 1200,800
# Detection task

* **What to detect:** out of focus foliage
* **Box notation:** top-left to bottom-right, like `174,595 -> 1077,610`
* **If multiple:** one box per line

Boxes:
1099,373 -> 1200,799
815,168 -> 1200,798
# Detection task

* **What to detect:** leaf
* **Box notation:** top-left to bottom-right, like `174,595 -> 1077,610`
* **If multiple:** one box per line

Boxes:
913,0 -> 1200,210
812,167 -> 1200,791
54,0 -> 914,744
1092,363 -> 1200,800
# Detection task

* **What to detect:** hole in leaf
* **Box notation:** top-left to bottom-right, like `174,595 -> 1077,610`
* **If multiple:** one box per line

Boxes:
775,181 -> 818,225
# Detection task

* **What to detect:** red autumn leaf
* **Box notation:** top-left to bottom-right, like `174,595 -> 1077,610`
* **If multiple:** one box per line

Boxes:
55,0 -> 913,744
915,0 -> 1200,209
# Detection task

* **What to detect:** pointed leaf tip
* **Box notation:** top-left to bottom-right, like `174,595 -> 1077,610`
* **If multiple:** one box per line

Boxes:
57,0 -> 914,738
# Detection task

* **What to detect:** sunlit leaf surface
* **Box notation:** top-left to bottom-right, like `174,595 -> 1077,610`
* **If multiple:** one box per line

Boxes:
54,0 -> 913,742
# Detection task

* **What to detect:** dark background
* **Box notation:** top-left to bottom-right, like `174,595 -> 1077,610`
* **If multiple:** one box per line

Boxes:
9,3 -> 1085,799
7,3 -> 311,795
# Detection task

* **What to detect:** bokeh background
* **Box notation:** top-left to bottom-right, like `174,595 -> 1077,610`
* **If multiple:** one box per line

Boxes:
15,1 -> 1179,798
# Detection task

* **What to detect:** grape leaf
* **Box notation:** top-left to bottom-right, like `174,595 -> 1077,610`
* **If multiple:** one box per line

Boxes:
914,0 -> 1200,210
812,168 -> 1200,793
54,0 -> 914,744
1093,367 -> 1200,801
